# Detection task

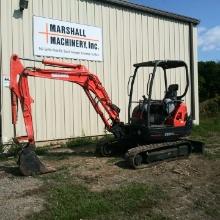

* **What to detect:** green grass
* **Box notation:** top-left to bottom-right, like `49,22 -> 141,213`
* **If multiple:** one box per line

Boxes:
203,148 -> 220,160
191,113 -> 220,138
64,136 -> 98,148
194,195 -> 220,219
32,171 -> 169,220
107,157 -> 121,164
64,135 -> 114,149
0,142 -> 22,161
191,113 -> 220,160
35,146 -> 50,155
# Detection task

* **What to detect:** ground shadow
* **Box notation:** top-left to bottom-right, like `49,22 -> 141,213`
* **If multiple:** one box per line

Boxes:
115,160 -> 131,169
37,149 -> 96,161
0,165 -> 21,176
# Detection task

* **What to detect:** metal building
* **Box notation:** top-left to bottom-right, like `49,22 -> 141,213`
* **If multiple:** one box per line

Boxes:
0,0 -> 199,144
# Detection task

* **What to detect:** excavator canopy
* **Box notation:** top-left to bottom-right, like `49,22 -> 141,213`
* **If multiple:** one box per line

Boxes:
133,60 -> 187,69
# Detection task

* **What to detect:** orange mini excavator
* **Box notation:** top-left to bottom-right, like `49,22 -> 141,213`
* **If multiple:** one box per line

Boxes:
10,55 -> 203,175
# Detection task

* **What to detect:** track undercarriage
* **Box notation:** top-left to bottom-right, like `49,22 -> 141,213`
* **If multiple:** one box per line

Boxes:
97,138 -> 204,169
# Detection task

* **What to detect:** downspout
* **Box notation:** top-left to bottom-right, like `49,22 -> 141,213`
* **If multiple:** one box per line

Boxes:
189,22 -> 195,120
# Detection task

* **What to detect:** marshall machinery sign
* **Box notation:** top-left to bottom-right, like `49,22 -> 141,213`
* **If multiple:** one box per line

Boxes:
33,16 -> 103,61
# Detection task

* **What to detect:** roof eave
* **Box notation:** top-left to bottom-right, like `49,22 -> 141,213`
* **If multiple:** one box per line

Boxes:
95,0 -> 200,25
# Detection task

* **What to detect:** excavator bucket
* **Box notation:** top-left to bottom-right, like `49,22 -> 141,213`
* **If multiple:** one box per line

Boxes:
17,144 -> 56,176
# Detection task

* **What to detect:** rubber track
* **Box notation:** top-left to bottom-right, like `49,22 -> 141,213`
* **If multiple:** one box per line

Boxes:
125,139 -> 190,169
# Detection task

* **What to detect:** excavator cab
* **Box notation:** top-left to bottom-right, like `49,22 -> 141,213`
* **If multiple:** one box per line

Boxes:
127,60 -> 192,143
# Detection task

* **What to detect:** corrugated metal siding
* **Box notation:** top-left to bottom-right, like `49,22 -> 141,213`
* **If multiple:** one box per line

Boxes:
0,0 -> 198,143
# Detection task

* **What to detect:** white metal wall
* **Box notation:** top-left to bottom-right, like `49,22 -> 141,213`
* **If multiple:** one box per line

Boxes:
0,0 -> 199,143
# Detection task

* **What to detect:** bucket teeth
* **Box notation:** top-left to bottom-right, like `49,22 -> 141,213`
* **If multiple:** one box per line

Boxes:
18,144 -> 56,176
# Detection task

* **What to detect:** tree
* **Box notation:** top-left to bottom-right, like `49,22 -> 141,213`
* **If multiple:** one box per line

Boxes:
198,61 -> 220,102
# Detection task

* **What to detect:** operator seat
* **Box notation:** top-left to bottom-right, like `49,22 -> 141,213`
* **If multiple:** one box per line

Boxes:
164,84 -> 179,115
164,84 -> 179,100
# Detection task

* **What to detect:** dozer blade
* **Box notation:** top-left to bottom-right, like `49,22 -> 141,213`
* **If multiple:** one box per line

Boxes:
18,144 -> 56,176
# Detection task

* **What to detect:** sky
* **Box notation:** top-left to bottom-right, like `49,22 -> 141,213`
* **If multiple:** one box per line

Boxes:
131,0 -> 220,61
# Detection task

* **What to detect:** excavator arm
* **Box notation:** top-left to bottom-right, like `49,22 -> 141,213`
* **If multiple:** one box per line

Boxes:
10,54 -> 122,145
9,54 -> 125,175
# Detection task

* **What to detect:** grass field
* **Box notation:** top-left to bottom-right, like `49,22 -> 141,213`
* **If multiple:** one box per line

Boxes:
0,114 -> 219,220
191,113 -> 220,138
191,113 -> 220,160
32,174 -> 168,220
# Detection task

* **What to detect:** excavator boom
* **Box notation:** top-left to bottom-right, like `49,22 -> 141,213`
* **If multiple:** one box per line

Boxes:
10,54 -> 121,145
10,54 -> 124,176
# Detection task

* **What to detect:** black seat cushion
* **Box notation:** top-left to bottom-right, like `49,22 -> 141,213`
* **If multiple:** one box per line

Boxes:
164,84 -> 179,100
